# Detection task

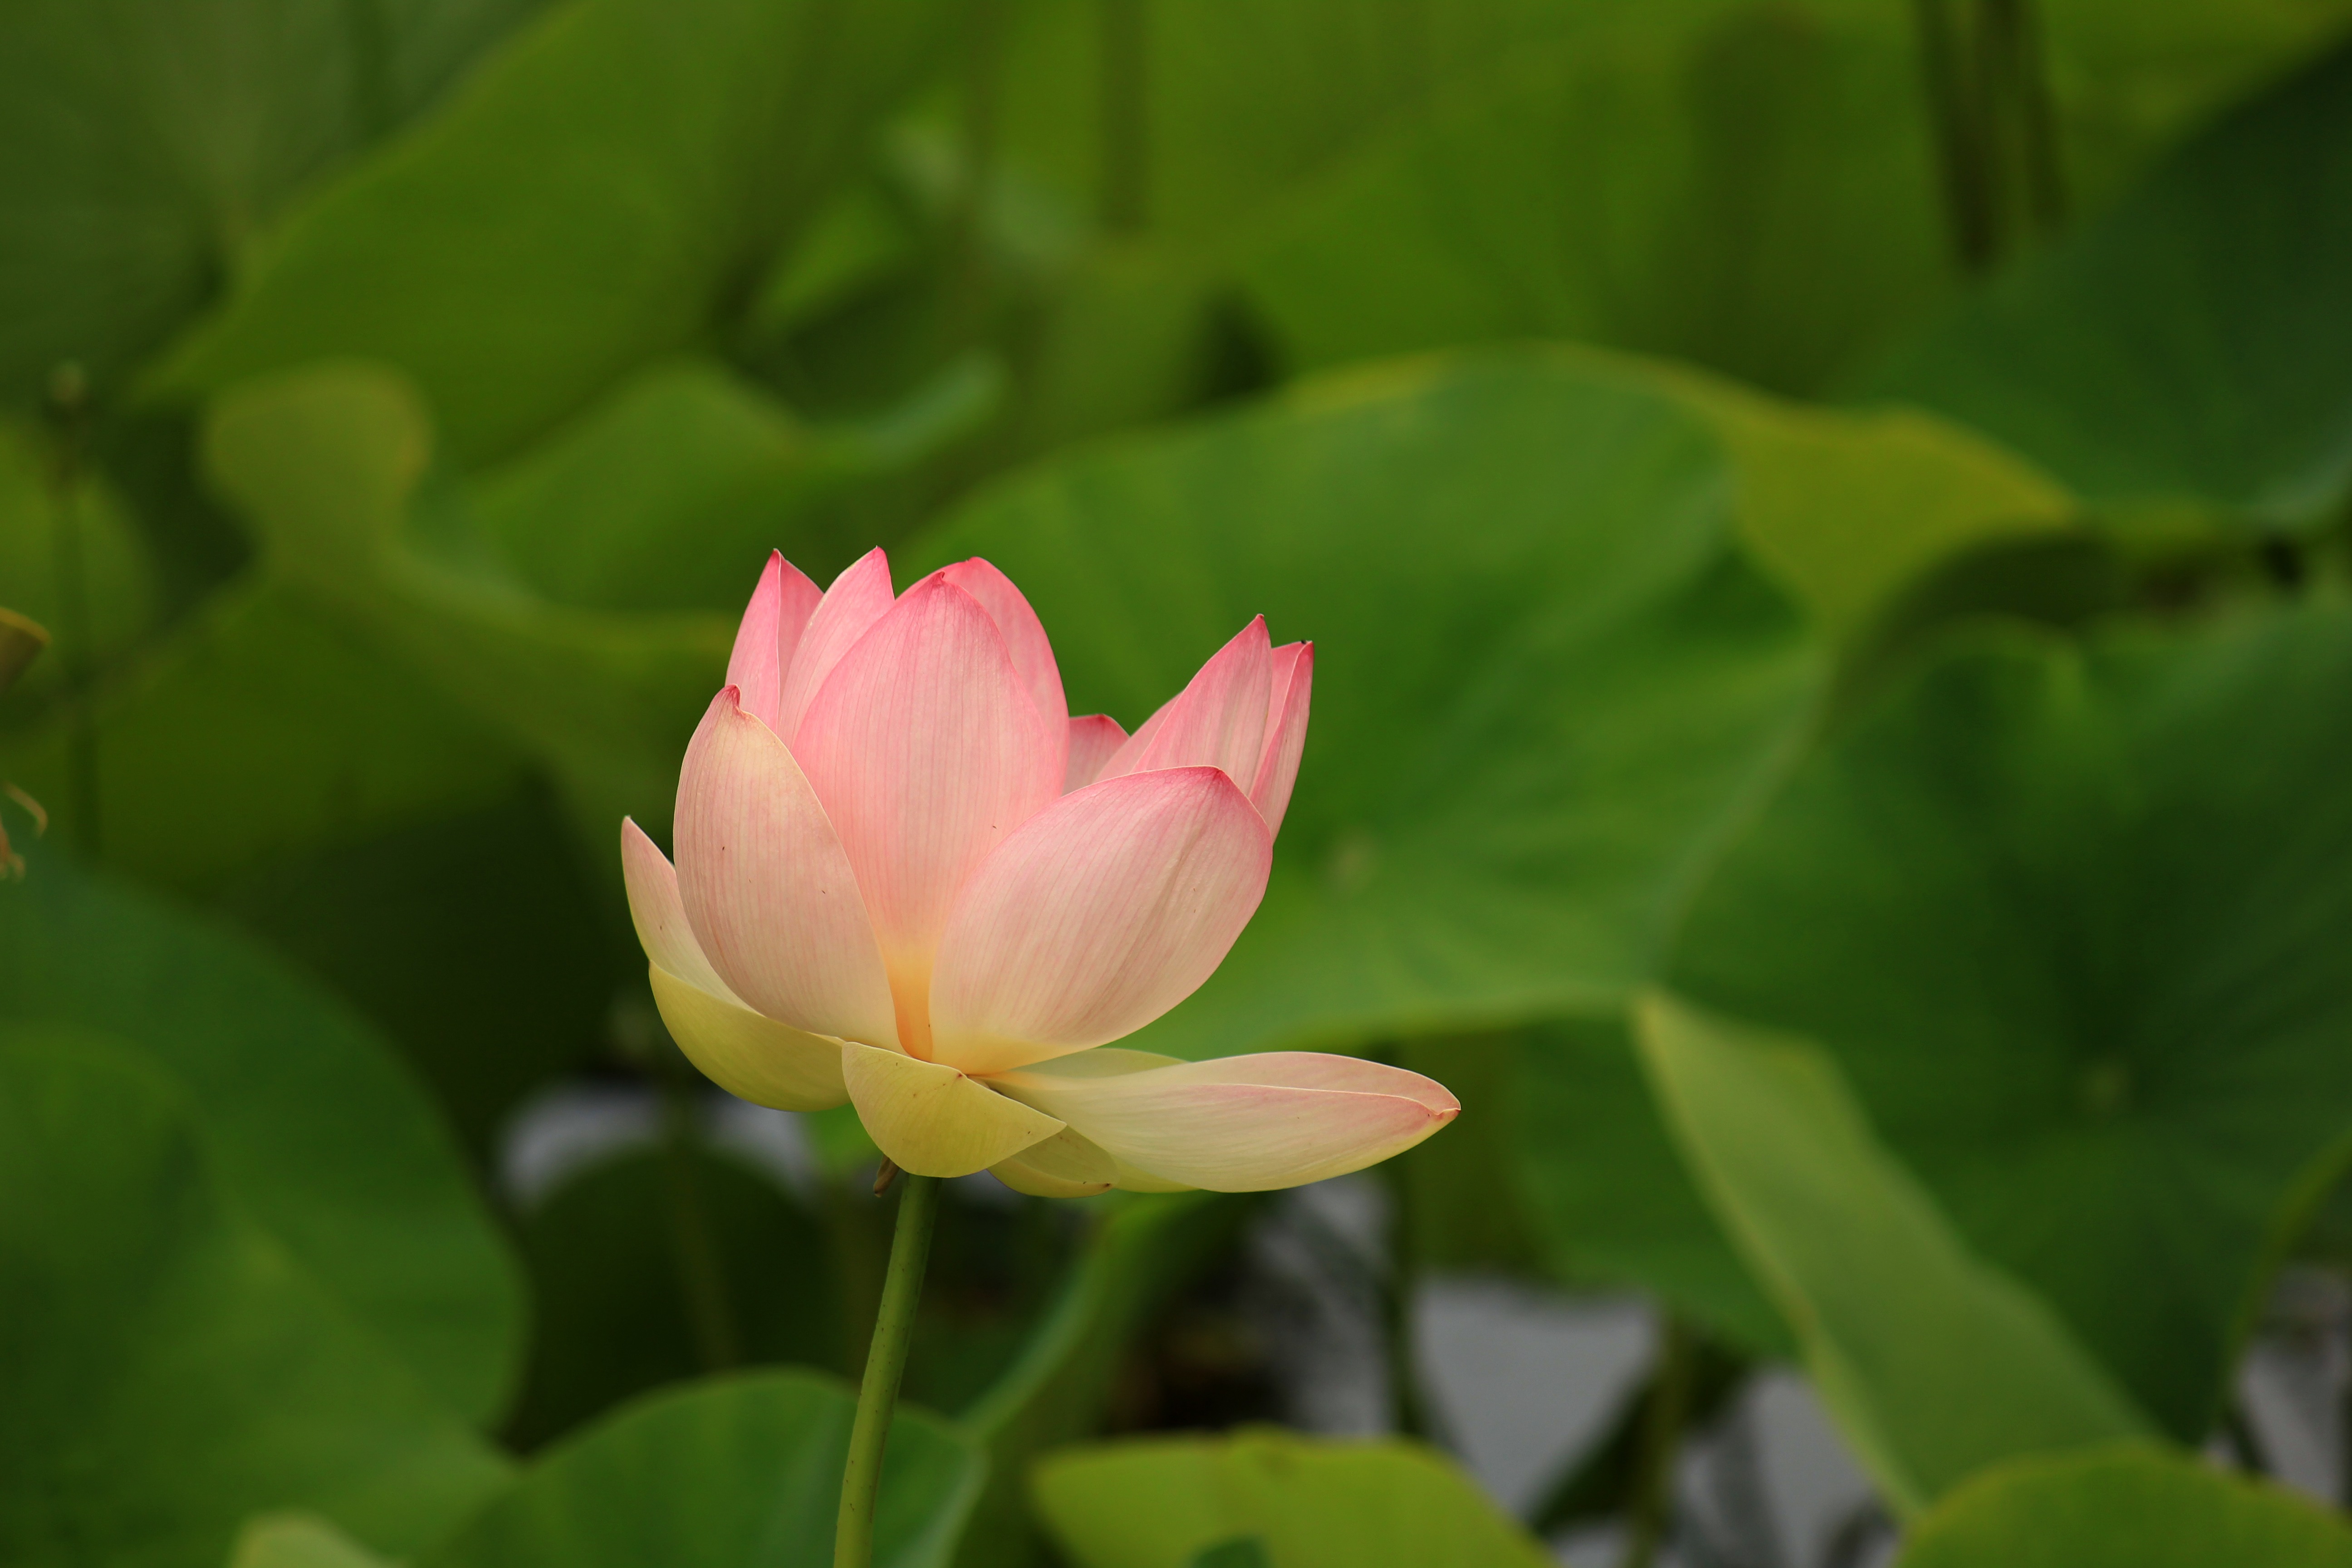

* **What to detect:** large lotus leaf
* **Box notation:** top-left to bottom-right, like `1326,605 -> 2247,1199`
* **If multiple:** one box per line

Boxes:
230,1515 -> 395,1568
1862,39 -> 2352,535
1896,1442 -> 2352,1568
0,0 -> 541,407
1511,1016 -> 1788,1358
1627,353 -> 2078,636
956,1192 -> 1250,1568
986,0 -> 1679,249
472,354 -> 996,615
0,834 -> 524,1423
0,575 -> 520,887
502,1143 -> 844,1451
1639,995 -> 2148,1515
1242,8 -> 1949,397
216,791 -> 618,1159
421,1370 -> 983,1568
1000,242 -> 1240,464
200,364 -> 725,844
910,350 -> 1825,1059
150,0 -> 941,464
989,0 -> 2352,253
1033,1429 -> 1553,1568
0,1034 -> 512,1566
1665,606 -> 2352,1440
2041,0 -> 2352,206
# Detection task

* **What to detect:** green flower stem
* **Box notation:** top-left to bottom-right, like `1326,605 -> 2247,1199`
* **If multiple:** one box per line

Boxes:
834,1171 -> 942,1568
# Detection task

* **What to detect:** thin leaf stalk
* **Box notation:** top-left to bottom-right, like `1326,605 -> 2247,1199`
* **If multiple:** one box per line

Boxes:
835,1171 -> 942,1568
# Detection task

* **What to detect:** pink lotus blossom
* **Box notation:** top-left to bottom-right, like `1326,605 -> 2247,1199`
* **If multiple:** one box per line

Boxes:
621,549 -> 1456,1194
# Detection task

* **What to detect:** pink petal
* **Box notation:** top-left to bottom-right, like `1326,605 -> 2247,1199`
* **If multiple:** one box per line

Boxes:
673,688 -> 899,1048
724,552 -> 823,733
621,820 -> 847,1110
1098,616 -> 1272,784
970,1045 -> 1198,1192
841,1041 -> 1064,1178
1250,641 -> 1313,836
1063,714 -> 1129,792
988,1051 -> 1460,1192
929,768 -> 1272,1076
792,578 -> 1062,1057
773,547 -> 895,747
934,557 -> 1068,740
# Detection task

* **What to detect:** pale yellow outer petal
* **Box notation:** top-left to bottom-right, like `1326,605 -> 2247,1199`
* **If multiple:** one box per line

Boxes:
842,1041 -> 1063,1177
1107,1160 -> 1197,1195
649,965 -> 848,1112
990,1127 -> 1119,1198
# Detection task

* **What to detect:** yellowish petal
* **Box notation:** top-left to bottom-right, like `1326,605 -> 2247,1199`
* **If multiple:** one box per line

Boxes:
990,1127 -> 1118,1198
649,965 -> 848,1112
842,1040 -> 1063,1177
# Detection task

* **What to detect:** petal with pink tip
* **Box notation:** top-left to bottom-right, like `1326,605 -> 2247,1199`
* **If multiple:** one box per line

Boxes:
1250,642 -> 1313,836
928,768 -> 1272,1076
971,1046 -> 1196,1191
988,1052 -> 1460,1192
1099,617 -> 1272,784
794,578 -> 1062,1051
725,552 -> 823,733
651,968 -> 848,1111
990,1127 -> 1118,1197
774,547 -> 895,745
935,558 -> 1068,735
1063,714 -> 1129,792
674,689 -> 899,1048
842,1041 -> 1063,1177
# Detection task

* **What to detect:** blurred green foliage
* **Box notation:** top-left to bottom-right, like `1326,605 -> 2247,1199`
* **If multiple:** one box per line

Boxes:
6,0 -> 2352,1562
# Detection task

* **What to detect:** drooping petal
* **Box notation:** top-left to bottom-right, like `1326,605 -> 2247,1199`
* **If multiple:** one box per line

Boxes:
929,768 -> 1273,1075
622,818 -> 848,1109
842,1041 -> 1063,1178
935,557 -> 1068,740
773,547 -> 896,746
793,577 -> 1062,1055
1064,715 -> 1129,792
988,1051 -> 1459,1192
651,967 -> 848,1111
970,1045 -> 1198,1192
1098,616 -> 1272,784
1250,641 -> 1313,836
724,552 -> 823,733
674,688 -> 899,1048
990,1126 -> 1119,1197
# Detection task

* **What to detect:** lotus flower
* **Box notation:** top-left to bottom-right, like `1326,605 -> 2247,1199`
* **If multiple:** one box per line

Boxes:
621,549 -> 1456,1195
